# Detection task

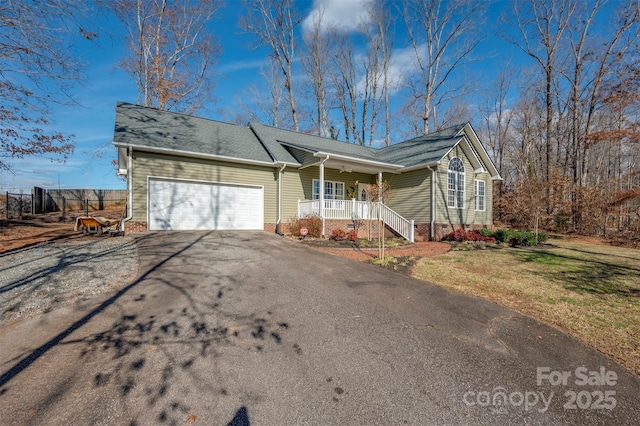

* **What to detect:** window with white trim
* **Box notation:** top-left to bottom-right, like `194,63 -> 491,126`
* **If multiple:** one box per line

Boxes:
475,179 -> 485,211
447,157 -> 465,208
313,180 -> 344,200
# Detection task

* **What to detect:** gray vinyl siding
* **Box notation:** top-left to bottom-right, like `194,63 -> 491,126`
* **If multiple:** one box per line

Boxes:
281,167 -> 375,220
131,151 -> 278,223
436,145 -> 493,226
384,169 -> 432,223
473,172 -> 493,224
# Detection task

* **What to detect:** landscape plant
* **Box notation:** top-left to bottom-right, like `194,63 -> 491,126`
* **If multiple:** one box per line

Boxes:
288,214 -> 322,238
441,228 -> 496,243
478,228 -> 548,246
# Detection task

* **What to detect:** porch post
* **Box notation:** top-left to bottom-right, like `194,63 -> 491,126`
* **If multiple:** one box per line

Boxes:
378,171 -> 383,240
320,158 -> 326,238
410,220 -> 415,243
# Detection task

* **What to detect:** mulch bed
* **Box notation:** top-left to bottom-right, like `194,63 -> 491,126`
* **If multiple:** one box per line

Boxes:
304,240 -> 451,271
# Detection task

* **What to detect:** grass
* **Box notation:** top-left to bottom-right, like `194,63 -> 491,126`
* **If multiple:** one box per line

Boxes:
412,237 -> 640,377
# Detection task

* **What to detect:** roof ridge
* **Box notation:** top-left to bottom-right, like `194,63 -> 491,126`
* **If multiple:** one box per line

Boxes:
250,121 -> 379,153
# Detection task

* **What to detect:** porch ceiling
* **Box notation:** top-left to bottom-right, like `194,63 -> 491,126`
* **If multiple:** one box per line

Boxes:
304,157 -> 402,175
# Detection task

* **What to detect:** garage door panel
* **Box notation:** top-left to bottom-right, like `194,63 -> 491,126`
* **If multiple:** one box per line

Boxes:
149,179 -> 263,230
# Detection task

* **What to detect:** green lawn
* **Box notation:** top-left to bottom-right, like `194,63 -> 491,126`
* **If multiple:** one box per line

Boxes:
412,237 -> 640,377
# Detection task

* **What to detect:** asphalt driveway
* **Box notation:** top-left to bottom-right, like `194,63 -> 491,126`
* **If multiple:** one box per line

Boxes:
0,231 -> 639,425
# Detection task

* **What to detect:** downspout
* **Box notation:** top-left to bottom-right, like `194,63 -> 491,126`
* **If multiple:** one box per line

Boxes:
121,147 -> 133,234
276,163 -> 287,235
427,165 -> 436,241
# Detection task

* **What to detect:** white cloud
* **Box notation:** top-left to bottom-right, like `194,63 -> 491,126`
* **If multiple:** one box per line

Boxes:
219,58 -> 267,74
353,44 -> 420,97
302,0 -> 374,37
385,44 -> 420,94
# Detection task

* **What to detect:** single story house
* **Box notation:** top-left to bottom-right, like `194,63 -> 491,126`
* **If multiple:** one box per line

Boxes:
113,102 -> 501,241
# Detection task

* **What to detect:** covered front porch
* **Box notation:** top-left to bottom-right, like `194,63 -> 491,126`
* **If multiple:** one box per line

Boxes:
277,144 -> 414,241
298,199 -> 414,242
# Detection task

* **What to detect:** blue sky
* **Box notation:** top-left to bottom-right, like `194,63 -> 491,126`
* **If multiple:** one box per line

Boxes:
0,0 -> 616,192
2,1 -> 256,192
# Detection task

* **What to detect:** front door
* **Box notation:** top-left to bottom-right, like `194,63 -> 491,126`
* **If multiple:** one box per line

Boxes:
358,183 -> 369,201
356,183 -> 371,219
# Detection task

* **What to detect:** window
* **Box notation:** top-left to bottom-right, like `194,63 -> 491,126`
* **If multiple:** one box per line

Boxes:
313,180 -> 344,201
475,179 -> 485,211
447,157 -> 465,208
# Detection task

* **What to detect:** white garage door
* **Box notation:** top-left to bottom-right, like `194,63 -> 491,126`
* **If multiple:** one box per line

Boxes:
148,178 -> 263,230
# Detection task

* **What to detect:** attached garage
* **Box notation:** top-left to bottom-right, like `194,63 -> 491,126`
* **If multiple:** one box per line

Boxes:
148,178 -> 264,230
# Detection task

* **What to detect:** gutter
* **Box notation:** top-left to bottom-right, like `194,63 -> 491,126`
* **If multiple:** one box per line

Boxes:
121,147 -> 133,233
313,150 -> 403,170
276,163 -> 287,235
112,142 -> 281,168
400,161 -> 439,173
427,165 -> 436,241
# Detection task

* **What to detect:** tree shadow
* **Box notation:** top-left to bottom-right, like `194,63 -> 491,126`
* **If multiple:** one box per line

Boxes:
1,231 -> 293,425
512,249 -> 640,297
0,238 -> 138,325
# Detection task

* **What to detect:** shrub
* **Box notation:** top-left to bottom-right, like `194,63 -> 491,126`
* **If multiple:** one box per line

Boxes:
441,228 -> 496,243
329,228 -> 359,242
329,228 -> 346,240
492,228 -> 513,244
554,212 -> 570,232
478,228 -> 548,246
478,228 -> 494,238
507,229 -> 548,246
289,214 -> 322,238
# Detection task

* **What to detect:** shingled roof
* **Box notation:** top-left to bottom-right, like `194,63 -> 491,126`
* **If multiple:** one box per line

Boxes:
113,102 -> 275,164
113,102 -> 500,178
377,124 -> 467,168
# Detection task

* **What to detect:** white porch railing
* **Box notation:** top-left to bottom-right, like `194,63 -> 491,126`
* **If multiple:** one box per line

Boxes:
298,199 -> 414,242
379,203 -> 414,242
298,199 -> 374,220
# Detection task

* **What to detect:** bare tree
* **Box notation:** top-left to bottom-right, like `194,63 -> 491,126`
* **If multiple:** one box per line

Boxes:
359,32 -> 380,146
505,0 -> 577,188
367,0 -> 394,146
241,0 -> 300,131
359,2 -> 395,147
298,2 -> 393,145
236,57 -> 287,127
571,0 -> 639,186
0,0 -> 98,172
478,69 -> 514,220
328,33 -> 360,144
302,6 -> 329,137
113,0 -> 223,113
401,0 -> 485,134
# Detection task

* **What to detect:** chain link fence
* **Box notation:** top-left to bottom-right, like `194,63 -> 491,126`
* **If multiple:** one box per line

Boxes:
1,192 -> 33,219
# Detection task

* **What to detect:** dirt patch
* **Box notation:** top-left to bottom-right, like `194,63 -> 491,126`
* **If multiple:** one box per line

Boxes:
0,209 -> 124,253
